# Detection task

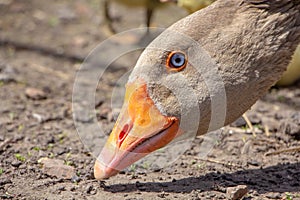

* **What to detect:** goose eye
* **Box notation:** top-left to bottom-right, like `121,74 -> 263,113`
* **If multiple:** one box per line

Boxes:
166,51 -> 187,71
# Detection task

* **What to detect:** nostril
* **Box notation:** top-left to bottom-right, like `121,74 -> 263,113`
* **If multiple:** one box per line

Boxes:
118,124 -> 129,147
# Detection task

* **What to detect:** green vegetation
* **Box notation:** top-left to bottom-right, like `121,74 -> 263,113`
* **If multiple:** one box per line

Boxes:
129,164 -> 137,172
33,146 -> 41,151
253,124 -> 263,130
58,133 -> 67,144
9,112 -> 15,120
142,162 -> 150,169
0,168 -> 4,176
285,192 -> 293,200
18,124 -> 24,131
196,162 -> 206,170
47,143 -> 54,149
48,16 -> 59,27
14,154 -> 26,162
65,160 -> 73,166
277,95 -> 286,102
49,152 -> 55,158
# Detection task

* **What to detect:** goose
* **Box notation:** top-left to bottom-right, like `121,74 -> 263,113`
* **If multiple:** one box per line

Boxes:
101,0 -> 165,34
161,0 -> 216,13
277,45 -> 300,86
94,0 -> 300,179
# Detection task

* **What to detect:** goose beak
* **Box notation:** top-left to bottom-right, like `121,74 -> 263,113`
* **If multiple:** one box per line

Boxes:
94,80 -> 179,179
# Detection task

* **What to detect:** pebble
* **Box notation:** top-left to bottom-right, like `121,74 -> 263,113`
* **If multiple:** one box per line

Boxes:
226,185 -> 248,200
0,63 -> 16,83
0,176 -> 12,186
157,192 -> 168,198
279,119 -> 300,139
25,87 -> 47,100
248,113 -> 261,124
247,160 -> 260,167
265,193 -> 282,199
90,189 -> 97,195
11,160 -> 22,167
231,117 -> 246,127
85,185 -> 93,194
0,74 -> 15,83
71,175 -> 81,183
32,113 -> 47,123
57,186 -> 65,191
39,157 -> 75,179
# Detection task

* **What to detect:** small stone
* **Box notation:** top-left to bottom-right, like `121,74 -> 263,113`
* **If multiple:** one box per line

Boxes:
231,117 -> 246,127
226,185 -> 248,200
0,176 -> 12,186
11,160 -> 22,167
32,113 -> 47,123
72,36 -> 88,48
25,88 -> 47,100
39,158 -> 75,179
247,160 -> 260,167
57,186 -> 65,191
85,185 -> 93,194
279,120 -> 300,139
265,193 -> 282,199
248,113 -> 261,124
71,175 -> 81,183
157,192 -> 167,198
0,63 -> 16,83
0,74 -> 15,83
90,189 -> 97,195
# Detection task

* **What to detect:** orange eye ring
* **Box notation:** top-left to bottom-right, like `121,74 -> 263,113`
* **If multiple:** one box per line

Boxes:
166,51 -> 187,72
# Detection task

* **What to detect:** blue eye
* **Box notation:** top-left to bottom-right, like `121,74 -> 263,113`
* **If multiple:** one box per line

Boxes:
167,51 -> 187,71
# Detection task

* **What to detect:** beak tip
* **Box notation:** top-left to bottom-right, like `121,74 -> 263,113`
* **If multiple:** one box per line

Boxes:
94,160 -> 106,180
94,160 -> 118,180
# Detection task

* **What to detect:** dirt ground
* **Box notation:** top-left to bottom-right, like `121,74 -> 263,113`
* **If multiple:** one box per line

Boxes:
0,0 -> 300,199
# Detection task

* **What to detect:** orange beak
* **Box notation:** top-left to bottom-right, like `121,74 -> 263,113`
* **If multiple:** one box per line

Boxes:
94,80 -> 180,179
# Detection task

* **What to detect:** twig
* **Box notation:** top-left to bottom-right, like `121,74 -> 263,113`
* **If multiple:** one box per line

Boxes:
203,158 -> 239,167
265,146 -> 300,156
228,127 -> 260,135
28,63 -> 71,80
242,113 -> 257,137
253,138 -> 277,145
0,139 -> 12,151
0,37 -> 85,62
264,125 -> 270,137
189,156 -> 241,168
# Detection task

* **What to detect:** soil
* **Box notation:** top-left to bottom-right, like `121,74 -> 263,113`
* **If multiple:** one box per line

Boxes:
0,1 -> 299,199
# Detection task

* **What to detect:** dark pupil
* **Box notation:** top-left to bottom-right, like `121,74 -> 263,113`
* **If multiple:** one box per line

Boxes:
175,58 -> 181,63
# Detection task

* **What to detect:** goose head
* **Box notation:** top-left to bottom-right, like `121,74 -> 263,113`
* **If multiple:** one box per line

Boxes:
94,0 -> 300,179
